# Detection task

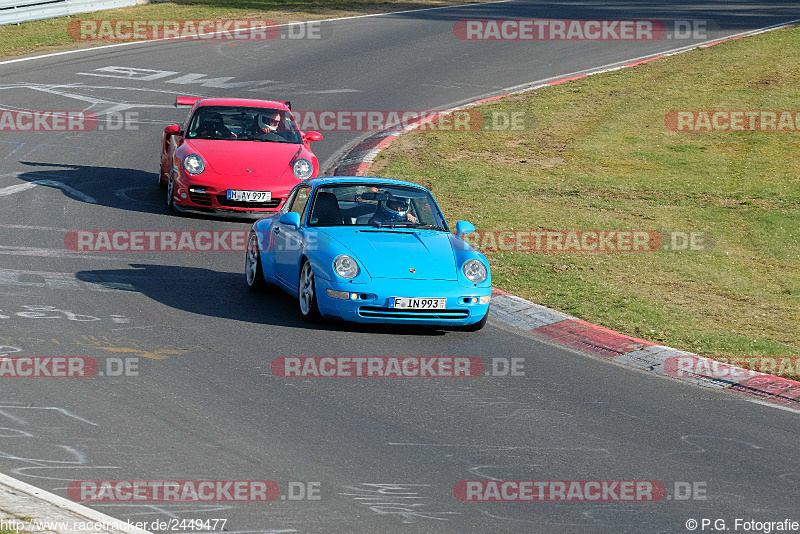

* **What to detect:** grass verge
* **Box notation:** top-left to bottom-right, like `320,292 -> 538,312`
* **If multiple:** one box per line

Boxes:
372,25 -> 800,377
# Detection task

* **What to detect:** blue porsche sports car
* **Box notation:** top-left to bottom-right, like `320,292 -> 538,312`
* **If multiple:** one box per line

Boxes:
245,177 -> 491,330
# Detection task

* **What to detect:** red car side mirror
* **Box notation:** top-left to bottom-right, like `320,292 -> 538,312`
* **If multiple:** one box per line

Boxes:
164,124 -> 181,136
304,131 -> 323,142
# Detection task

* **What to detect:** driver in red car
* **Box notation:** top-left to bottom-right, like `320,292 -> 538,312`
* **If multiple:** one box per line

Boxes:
369,196 -> 418,224
250,111 -> 281,134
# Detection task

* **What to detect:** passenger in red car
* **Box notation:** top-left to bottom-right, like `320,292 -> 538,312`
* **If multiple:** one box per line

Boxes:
195,112 -> 235,139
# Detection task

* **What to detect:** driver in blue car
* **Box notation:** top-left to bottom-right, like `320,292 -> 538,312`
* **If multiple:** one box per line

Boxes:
369,196 -> 418,225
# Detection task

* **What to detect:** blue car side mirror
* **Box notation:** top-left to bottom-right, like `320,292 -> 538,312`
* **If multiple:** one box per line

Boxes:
455,220 -> 475,238
279,211 -> 301,229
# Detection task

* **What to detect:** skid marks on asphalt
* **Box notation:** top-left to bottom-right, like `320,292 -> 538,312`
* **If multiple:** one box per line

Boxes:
0,332 -> 202,361
0,405 -> 120,482
0,296 -> 203,362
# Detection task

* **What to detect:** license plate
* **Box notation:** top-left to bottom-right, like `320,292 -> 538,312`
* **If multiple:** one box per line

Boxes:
391,297 -> 447,309
227,190 -> 271,202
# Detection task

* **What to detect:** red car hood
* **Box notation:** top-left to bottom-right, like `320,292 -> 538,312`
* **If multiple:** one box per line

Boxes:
185,139 -> 302,177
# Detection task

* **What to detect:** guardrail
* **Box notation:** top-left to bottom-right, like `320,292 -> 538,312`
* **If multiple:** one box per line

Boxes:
0,0 -> 138,26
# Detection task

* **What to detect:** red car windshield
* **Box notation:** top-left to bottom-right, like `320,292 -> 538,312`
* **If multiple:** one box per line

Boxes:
186,105 -> 302,143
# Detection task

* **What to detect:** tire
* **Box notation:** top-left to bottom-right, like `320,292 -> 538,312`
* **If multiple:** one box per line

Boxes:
158,162 -> 165,187
166,169 -> 176,211
461,307 -> 489,332
298,259 -> 321,322
245,232 -> 268,292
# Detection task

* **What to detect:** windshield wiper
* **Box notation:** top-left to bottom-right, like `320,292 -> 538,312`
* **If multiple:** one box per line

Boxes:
373,221 -> 407,229
262,138 -> 298,143
372,221 -> 443,230
408,223 -> 443,230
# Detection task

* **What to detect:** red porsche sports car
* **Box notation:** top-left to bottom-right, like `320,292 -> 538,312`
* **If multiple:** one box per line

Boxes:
159,96 -> 323,217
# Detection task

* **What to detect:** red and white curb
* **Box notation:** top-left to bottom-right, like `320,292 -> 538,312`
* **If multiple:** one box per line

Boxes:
0,472 -> 151,534
326,20 -> 800,413
489,289 -> 800,411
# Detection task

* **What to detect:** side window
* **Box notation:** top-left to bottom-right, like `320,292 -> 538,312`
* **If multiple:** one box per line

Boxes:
187,107 -> 205,136
183,107 -> 195,132
279,188 -> 298,215
289,186 -> 311,220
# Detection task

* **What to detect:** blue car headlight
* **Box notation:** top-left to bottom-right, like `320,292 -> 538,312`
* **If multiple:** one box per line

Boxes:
462,259 -> 487,283
333,255 -> 359,279
183,153 -> 205,175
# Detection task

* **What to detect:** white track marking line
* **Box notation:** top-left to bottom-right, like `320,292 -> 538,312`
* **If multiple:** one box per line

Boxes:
0,179 -> 97,203
0,0 -> 511,66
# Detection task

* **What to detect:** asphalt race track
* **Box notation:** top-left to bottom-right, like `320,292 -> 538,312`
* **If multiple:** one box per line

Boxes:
0,1 -> 798,532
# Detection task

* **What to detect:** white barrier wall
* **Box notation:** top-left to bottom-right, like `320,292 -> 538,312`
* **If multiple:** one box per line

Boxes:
0,0 -> 138,26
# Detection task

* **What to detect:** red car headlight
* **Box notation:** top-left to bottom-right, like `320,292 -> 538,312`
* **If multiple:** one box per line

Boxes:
292,158 -> 313,180
183,153 -> 205,175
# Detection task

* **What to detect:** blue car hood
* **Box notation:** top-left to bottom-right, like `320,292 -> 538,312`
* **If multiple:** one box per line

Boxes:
319,227 -> 457,280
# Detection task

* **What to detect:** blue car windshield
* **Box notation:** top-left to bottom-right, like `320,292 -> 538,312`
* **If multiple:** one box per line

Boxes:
307,184 -> 447,229
186,105 -> 302,143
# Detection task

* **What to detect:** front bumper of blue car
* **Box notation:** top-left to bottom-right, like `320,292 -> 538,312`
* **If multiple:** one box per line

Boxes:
313,277 -> 491,325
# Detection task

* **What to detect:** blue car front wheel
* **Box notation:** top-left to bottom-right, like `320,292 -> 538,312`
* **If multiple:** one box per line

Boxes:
246,232 -> 268,292
298,260 -> 321,322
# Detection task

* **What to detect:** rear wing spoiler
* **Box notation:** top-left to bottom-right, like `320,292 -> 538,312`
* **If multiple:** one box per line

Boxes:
175,96 -> 204,107
174,96 -> 291,110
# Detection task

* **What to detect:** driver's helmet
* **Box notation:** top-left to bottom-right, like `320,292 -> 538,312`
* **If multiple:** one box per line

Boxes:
258,111 -> 282,131
380,196 -> 410,221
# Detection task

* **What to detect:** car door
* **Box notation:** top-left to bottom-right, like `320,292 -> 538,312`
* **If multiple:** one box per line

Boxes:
162,107 -> 196,182
275,185 -> 312,290
260,187 -> 298,284
161,126 -> 182,182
